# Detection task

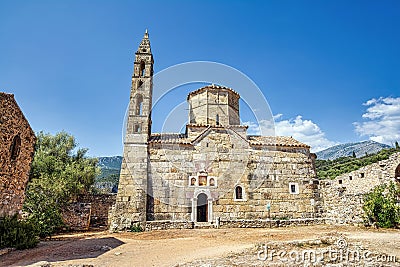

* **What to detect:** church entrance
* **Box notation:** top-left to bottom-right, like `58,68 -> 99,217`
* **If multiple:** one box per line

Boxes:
197,193 -> 208,222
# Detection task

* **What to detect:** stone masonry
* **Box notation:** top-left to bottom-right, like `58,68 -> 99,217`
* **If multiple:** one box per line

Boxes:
62,194 -> 116,230
109,31 -> 321,230
78,194 -> 116,228
0,92 -> 36,217
321,152 -> 400,225
109,31 -> 399,231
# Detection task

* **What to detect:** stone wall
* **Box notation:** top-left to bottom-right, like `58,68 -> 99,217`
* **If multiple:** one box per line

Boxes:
144,220 -> 194,231
77,194 -> 116,228
62,194 -> 116,230
321,152 -> 400,225
62,203 -> 91,231
138,151 -> 400,230
146,128 -> 320,223
0,93 -> 36,217
188,85 -> 240,126
141,218 -> 325,231
111,142 -> 149,228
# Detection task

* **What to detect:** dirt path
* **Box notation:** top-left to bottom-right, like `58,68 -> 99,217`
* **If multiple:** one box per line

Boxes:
1,225 -> 399,267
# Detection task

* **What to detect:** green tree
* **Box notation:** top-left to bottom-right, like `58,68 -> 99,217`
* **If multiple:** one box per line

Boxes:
363,181 -> 400,228
352,151 -> 356,158
395,141 -> 400,150
24,131 -> 99,237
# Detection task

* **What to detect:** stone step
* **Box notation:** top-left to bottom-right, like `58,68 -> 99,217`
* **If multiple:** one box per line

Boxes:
194,222 -> 214,229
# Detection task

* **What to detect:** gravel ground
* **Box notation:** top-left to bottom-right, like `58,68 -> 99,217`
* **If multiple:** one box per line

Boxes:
0,225 -> 399,267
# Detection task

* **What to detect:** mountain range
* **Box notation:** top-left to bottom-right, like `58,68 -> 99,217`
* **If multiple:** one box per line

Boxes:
97,156 -> 123,174
95,156 -> 122,193
315,140 -> 391,160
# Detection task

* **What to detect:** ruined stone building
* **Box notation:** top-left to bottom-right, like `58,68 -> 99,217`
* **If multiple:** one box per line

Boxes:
321,152 -> 400,225
110,31 -> 321,230
0,92 -> 36,217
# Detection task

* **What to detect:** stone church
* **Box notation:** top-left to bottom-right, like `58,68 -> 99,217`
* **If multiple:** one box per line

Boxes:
110,31 -> 321,230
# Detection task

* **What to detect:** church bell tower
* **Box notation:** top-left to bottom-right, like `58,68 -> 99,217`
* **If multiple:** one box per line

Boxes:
128,29 -> 153,140
110,30 -> 153,229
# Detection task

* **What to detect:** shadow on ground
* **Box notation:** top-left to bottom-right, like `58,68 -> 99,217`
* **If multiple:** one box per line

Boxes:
0,237 -> 124,267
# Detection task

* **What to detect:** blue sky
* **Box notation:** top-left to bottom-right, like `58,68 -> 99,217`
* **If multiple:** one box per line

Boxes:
1,1 -> 399,156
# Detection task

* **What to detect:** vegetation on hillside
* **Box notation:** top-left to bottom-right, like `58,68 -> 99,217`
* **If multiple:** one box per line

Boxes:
94,172 -> 119,193
23,131 -> 99,238
94,156 -> 122,193
363,181 -> 400,228
316,147 -> 399,179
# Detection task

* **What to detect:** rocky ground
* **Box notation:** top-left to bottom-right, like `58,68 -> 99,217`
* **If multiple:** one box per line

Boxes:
0,225 -> 399,267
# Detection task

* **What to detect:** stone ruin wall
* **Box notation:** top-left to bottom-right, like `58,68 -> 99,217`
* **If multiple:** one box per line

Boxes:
320,152 -> 400,225
0,93 -> 36,217
62,194 -> 116,230
62,203 -> 92,231
78,194 -> 116,228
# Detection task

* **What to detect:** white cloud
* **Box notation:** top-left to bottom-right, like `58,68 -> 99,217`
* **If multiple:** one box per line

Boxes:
354,96 -> 400,145
244,115 -> 336,152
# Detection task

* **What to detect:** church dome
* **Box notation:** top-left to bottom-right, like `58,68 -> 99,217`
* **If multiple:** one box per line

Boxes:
187,84 -> 240,126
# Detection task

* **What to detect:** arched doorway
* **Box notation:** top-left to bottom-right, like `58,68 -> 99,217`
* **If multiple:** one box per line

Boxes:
197,193 -> 208,222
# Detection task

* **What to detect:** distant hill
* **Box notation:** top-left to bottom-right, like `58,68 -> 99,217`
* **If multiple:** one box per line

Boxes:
98,156 -> 123,173
316,140 -> 390,160
95,156 -> 122,193
316,147 -> 399,179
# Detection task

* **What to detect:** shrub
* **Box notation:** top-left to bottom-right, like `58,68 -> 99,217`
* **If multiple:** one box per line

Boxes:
129,223 -> 143,232
24,178 -> 66,238
363,182 -> 400,228
0,215 -> 39,249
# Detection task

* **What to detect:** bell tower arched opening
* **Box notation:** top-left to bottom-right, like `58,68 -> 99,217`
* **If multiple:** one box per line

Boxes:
140,61 -> 146,77
134,94 -> 143,115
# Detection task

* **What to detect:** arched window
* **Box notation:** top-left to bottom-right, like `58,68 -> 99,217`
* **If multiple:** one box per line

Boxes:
216,114 -> 220,126
235,186 -> 243,200
395,164 -> 400,179
209,178 -> 215,186
135,94 -> 143,115
190,177 -> 196,186
137,80 -> 143,90
133,124 -> 141,133
140,61 -> 146,77
10,135 -> 21,160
